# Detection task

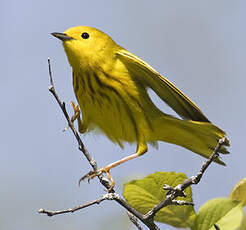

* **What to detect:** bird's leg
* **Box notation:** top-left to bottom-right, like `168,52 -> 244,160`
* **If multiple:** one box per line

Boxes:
64,101 -> 86,133
79,141 -> 148,190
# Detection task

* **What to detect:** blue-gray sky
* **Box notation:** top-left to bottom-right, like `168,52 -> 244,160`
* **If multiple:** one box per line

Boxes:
1,0 -> 245,229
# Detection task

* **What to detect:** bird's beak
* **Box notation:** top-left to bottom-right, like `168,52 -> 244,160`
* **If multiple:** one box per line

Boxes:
51,32 -> 74,41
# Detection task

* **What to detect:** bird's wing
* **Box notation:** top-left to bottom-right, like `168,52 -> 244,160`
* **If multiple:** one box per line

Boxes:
117,49 -> 209,122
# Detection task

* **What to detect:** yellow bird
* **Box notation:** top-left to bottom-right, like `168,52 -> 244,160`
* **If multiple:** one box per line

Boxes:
52,26 -> 229,183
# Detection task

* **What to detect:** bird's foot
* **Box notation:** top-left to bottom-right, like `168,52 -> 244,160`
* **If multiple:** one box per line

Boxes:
78,167 -> 115,191
63,101 -> 80,131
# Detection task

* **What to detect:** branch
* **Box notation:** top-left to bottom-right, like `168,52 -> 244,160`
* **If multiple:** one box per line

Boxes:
39,194 -> 108,216
145,137 -> 227,220
127,212 -> 144,230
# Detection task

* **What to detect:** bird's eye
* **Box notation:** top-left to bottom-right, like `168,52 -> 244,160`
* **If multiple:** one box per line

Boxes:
81,32 -> 89,39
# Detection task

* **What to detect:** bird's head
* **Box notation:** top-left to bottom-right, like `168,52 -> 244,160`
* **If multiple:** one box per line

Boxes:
52,26 -> 119,70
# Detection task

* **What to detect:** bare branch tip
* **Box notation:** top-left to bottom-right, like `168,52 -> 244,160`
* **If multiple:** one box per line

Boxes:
48,58 -> 54,87
38,208 -> 44,213
171,200 -> 194,206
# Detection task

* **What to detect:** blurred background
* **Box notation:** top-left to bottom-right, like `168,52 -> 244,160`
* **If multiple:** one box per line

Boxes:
1,0 -> 245,229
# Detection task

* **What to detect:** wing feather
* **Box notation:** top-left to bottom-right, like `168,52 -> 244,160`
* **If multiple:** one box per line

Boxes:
117,49 -> 209,122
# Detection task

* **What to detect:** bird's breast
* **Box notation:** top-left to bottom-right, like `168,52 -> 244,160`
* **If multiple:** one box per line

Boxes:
73,69 -> 144,144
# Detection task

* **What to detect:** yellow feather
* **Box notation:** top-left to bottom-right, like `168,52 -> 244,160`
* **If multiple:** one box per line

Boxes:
52,26 -> 229,166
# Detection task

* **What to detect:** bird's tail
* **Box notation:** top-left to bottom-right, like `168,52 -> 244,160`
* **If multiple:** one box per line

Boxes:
152,116 -> 230,165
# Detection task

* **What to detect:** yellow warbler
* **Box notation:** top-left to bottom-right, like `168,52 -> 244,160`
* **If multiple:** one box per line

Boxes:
52,26 -> 229,177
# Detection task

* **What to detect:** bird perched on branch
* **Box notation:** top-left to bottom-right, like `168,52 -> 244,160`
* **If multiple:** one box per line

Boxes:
52,26 -> 229,187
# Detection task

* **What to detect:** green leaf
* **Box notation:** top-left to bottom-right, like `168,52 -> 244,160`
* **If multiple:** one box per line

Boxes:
229,177 -> 246,206
193,197 -> 244,230
123,172 -> 195,228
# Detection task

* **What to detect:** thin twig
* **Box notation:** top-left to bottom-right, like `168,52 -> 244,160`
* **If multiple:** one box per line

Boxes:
145,137 -> 227,220
171,200 -> 194,206
39,195 -> 108,216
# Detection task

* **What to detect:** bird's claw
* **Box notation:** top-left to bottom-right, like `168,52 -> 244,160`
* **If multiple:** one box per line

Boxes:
63,101 -> 80,132
78,170 -> 97,185
78,167 -> 115,191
